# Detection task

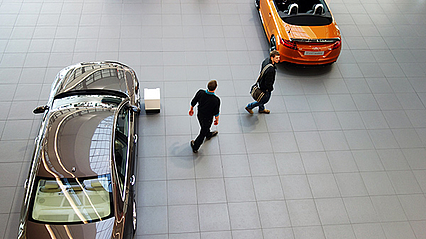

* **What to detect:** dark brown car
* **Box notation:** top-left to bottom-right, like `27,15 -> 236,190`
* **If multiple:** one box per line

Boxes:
18,62 -> 140,239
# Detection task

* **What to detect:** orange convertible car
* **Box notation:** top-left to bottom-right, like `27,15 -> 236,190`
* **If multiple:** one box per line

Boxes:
256,0 -> 341,65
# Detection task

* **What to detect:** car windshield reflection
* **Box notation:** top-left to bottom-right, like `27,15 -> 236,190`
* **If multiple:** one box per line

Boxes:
52,95 -> 123,110
30,174 -> 113,224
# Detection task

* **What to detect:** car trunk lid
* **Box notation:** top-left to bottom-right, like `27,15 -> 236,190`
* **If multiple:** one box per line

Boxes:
284,25 -> 340,51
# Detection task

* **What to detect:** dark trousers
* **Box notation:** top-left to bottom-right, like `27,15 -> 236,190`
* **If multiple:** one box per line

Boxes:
194,115 -> 214,150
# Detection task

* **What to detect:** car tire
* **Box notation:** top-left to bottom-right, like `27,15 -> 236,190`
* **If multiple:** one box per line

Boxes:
255,0 -> 260,9
269,35 -> 277,52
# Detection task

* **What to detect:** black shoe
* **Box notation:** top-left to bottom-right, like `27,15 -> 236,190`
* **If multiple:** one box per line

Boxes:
190,140 -> 198,153
206,131 -> 218,140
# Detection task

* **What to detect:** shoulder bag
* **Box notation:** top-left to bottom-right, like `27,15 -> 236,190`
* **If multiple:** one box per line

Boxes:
250,63 -> 273,102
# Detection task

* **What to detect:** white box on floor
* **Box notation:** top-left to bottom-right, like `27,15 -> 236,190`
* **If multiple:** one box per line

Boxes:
144,88 -> 160,113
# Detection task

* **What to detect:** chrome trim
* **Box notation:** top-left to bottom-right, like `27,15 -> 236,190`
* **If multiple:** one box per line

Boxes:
130,175 -> 135,186
290,38 -> 340,43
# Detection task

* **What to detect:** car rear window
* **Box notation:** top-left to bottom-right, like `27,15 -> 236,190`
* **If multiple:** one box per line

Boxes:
30,174 -> 113,224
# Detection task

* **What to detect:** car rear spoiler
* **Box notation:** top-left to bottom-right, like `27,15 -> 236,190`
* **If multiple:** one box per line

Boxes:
290,38 -> 340,43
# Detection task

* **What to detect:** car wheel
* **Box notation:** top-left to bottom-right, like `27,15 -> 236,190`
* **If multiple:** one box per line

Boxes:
132,199 -> 137,232
255,0 -> 260,9
269,35 -> 277,51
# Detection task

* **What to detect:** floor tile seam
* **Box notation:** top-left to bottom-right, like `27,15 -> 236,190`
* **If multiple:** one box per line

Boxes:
391,54 -> 426,79
2,179 -> 21,239
355,75 -> 424,109
290,119 -> 348,133
0,83 -> 19,121
17,119 -> 39,182
193,150 -> 224,233
139,227 -> 299,237
276,172 -> 312,237
0,101 -> 14,125
310,157 -> 352,230
164,154 -> 221,158
342,181 -> 426,199
163,200 -> 277,207
215,145 -> 229,226
368,127 -> 424,150
383,168 -> 426,194
262,101 -> 298,161
328,90 -> 377,114
0,118 -> 36,143
375,192 -> 426,199
358,109 -> 393,130
372,193 -> 424,225
294,129 -> 349,152
347,92 -> 394,112
360,168 -> 426,174
368,92 -> 421,112
273,139 -> 327,233
414,91 -> 426,109
231,137 -> 268,238
0,185 -> 21,194
152,169 -> 424,177
1,1 -> 25,66
294,148 -> 370,202
0,160 -> 30,164
339,194 -> 390,229
14,10 -> 59,71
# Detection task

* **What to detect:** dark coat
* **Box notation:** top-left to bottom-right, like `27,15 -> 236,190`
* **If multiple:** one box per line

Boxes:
191,89 -> 220,118
259,57 -> 277,92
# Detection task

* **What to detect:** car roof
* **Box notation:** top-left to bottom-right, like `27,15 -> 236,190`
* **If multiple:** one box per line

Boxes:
53,62 -> 133,99
37,107 -> 115,178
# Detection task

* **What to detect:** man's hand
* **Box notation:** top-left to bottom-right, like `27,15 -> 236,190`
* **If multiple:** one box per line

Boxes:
189,106 -> 194,116
214,116 -> 219,125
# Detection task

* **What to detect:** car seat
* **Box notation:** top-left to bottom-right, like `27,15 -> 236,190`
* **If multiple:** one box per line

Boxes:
288,3 -> 298,15
312,4 -> 324,15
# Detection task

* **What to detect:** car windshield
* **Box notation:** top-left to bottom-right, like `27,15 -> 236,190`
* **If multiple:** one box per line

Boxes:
52,94 -> 123,110
30,174 -> 113,224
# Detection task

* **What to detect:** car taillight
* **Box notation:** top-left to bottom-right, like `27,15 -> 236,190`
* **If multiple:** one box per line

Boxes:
280,38 -> 297,50
332,40 -> 341,50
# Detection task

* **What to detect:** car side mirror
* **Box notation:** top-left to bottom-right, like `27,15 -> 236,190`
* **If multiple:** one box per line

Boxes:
130,105 -> 140,114
33,105 -> 49,114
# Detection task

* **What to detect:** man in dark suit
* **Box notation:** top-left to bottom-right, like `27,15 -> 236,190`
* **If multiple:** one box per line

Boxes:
189,80 -> 221,153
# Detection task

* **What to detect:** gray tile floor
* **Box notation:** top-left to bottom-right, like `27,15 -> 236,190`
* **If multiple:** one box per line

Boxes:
1,0 -> 426,238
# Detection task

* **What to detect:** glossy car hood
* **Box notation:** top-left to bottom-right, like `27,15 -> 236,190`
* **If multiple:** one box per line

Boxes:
284,24 -> 340,40
37,107 -> 115,178
25,217 -> 115,239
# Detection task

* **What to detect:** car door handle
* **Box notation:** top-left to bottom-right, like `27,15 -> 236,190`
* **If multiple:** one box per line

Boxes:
130,175 -> 136,186
133,134 -> 138,144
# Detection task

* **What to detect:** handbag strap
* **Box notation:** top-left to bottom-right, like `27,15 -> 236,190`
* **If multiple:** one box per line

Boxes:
256,63 -> 273,84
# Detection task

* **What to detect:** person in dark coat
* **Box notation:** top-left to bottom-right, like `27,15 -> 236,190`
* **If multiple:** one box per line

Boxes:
189,80 -> 221,153
245,50 -> 280,114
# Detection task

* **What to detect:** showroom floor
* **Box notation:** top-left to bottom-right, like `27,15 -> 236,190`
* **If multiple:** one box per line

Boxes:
1,0 -> 426,238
